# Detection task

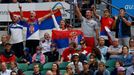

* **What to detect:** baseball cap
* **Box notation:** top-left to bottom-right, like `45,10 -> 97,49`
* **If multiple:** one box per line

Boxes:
83,60 -> 88,64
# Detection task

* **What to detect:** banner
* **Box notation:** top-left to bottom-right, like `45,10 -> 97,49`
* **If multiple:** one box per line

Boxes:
112,0 -> 134,16
0,2 -> 70,22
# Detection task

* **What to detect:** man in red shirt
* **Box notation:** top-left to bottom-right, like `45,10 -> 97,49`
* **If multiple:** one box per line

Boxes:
80,39 -> 92,56
61,42 -> 77,62
92,5 -> 114,46
1,43 -> 16,63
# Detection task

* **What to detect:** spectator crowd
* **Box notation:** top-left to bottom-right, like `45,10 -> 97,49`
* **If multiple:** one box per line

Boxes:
0,0 -> 134,75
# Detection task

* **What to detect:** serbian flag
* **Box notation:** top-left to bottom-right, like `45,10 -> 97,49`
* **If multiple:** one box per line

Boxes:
105,26 -> 115,44
9,9 -> 62,30
9,9 -> 62,39
52,30 -> 83,49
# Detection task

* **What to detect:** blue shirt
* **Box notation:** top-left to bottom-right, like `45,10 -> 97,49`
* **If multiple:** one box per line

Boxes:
119,54 -> 132,66
97,45 -> 108,56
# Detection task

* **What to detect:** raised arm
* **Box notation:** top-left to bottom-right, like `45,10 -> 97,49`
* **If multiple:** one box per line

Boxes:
51,11 -> 60,30
8,11 -> 14,21
91,5 -> 100,20
75,4 -> 82,20
19,5 -> 28,21
38,8 -> 60,24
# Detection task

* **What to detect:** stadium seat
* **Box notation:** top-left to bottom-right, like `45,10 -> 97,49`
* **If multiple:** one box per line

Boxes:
18,63 -> 28,72
16,57 -> 22,62
7,63 -> 11,69
59,62 -> 69,70
27,64 -> 34,71
60,70 -> 66,75
23,71 -> 33,75
107,67 -> 114,73
28,63 -> 43,71
106,59 -> 116,68
45,55 -> 48,63
41,70 -> 47,75
43,62 -> 54,70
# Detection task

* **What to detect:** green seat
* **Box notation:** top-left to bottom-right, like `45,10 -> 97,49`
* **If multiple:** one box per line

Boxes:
28,63 -> 43,71
18,63 -> 28,72
43,62 -> 54,70
45,56 -> 48,63
41,70 -> 47,75
16,57 -> 22,63
107,67 -> 114,73
106,60 -> 116,68
60,70 -> 66,75
23,71 -> 33,75
59,62 -> 69,70
7,63 -> 11,69
27,64 -> 33,71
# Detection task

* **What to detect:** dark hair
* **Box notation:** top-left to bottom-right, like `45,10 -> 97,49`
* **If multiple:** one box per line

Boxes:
129,37 -> 134,47
5,43 -> 12,46
120,8 -> 126,12
89,53 -> 96,58
80,39 -> 87,45
97,62 -> 106,75
87,8 -> 93,12
60,20 -> 67,28
98,37 -> 105,45
10,71 -> 17,75
34,64 -> 39,68
122,45 -> 129,50
98,62 -> 105,67
69,42 -> 77,49
52,63 -> 60,75
71,54 -> 79,62
104,9 -> 110,13
11,62 -> 18,67
93,48 -> 102,60
50,42 -> 57,51
116,60 -> 124,67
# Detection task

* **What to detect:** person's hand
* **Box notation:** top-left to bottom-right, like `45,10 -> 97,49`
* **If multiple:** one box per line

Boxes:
91,5 -> 95,10
18,5 -> 22,10
23,59 -> 27,62
26,62 -> 30,65
74,0 -> 78,5
114,16 -> 117,20
50,9 -> 53,15
57,61 -> 62,65
53,7 -> 62,14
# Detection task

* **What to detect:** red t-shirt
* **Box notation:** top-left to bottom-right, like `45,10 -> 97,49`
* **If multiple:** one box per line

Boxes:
81,46 -> 92,55
100,17 -> 114,36
62,47 -> 76,62
1,54 -> 16,63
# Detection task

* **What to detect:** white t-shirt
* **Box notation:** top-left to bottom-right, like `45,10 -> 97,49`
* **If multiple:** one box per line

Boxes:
0,69 -> 11,75
40,39 -> 51,53
68,61 -> 83,73
8,23 -> 24,44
